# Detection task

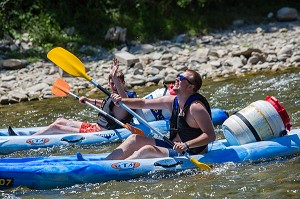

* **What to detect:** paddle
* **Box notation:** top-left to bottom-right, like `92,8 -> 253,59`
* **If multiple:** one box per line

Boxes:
47,47 -> 211,171
52,77 -> 145,136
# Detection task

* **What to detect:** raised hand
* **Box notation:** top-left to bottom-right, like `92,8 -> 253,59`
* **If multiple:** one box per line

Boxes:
110,58 -> 119,78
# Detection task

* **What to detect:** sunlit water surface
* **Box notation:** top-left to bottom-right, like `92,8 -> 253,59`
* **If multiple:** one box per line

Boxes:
1,69 -> 300,198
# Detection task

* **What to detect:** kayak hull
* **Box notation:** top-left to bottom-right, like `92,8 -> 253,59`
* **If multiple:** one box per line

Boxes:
0,129 -> 299,190
0,108 -> 229,155
0,120 -> 168,155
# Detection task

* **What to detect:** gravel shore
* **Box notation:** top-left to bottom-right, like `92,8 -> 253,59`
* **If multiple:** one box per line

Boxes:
1,20 -> 300,105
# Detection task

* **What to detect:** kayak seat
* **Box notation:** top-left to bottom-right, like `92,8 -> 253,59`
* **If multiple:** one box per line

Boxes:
8,126 -> 18,136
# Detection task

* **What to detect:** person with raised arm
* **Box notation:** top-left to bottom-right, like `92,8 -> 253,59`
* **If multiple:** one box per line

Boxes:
105,69 -> 215,160
8,58 -> 136,135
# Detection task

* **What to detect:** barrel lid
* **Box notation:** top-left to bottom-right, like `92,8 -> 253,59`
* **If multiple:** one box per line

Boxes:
265,96 -> 292,131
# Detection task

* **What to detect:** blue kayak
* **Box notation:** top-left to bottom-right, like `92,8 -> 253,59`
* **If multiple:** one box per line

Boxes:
0,108 -> 229,155
0,128 -> 299,190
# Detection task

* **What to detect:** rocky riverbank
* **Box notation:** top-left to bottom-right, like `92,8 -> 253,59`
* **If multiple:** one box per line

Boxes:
1,19 -> 300,105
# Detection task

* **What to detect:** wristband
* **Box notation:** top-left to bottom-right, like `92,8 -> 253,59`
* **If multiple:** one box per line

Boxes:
185,142 -> 190,150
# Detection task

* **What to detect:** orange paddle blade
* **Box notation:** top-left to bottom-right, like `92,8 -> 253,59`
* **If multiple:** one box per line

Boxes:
124,123 -> 145,136
52,78 -> 70,97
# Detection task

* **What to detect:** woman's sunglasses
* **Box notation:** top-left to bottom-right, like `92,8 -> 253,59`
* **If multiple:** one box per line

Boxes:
176,74 -> 193,85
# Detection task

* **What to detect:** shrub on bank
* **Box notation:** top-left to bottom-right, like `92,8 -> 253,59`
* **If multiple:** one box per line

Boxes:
0,0 -> 299,60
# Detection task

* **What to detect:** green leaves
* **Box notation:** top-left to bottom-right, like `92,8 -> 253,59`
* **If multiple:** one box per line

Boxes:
2,0 -> 300,60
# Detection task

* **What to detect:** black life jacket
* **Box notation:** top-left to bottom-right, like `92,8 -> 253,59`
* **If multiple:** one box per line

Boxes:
97,91 -> 136,130
169,93 -> 212,154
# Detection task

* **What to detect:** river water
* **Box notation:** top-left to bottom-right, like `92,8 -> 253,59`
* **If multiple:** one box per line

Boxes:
1,68 -> 300,198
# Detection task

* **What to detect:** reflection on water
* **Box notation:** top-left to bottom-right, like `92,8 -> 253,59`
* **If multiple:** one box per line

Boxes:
1,68 -> 300,198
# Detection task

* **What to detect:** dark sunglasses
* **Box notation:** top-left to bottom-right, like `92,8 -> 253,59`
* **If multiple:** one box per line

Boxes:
176,74 -> 193,85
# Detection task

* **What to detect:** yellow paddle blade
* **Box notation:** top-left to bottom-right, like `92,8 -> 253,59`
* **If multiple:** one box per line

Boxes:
124,123 -> 145,136
190,157 -> 211,171
52,78 -> 70,97
47,47 -> 92,81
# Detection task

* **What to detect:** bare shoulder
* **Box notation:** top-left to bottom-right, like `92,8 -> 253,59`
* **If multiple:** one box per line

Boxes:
189,101 -> 214,132
190,100 -> 210,116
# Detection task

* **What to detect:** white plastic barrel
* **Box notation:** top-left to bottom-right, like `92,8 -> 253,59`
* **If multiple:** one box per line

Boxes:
136,87 -> 172,121
222,96 -> 291,146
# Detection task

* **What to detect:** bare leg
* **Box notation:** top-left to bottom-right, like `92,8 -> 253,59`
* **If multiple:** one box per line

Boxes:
105,134 -> 158,160
126,145 -> 169,159
33,118 -> 83,135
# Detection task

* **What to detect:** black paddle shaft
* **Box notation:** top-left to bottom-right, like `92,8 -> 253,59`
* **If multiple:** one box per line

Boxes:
95,83 -> 111,96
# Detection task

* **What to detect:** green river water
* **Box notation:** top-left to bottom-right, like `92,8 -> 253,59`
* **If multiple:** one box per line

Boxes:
1,68 -> 300,198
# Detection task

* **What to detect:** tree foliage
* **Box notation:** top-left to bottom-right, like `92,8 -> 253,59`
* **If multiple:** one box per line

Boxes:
0,0 -> 299,58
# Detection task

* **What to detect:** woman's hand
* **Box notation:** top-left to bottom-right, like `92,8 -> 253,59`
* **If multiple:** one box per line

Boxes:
79,96 -> 89,104
173,141 -> 188,154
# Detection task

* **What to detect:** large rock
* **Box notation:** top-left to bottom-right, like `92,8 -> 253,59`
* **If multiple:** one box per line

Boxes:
27,83 -> 50,93
0,95 -> 9,105
114,51 -> 139,67
130,44 -> 155,54
104,26 -> 127,43
1,75 -> 16,81
232,48 -> 262,58
276,7 -> 298,21
1,59 -> 28,70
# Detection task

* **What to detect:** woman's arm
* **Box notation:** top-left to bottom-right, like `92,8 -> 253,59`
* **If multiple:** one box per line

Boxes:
79,96 -> 104,106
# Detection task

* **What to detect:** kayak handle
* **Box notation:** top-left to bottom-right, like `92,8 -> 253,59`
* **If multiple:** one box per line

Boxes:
154,160 -> 183,168
61,135 -> 85,143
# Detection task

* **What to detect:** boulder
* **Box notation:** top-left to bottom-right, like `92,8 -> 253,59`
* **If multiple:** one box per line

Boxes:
276,7 -> 298,21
